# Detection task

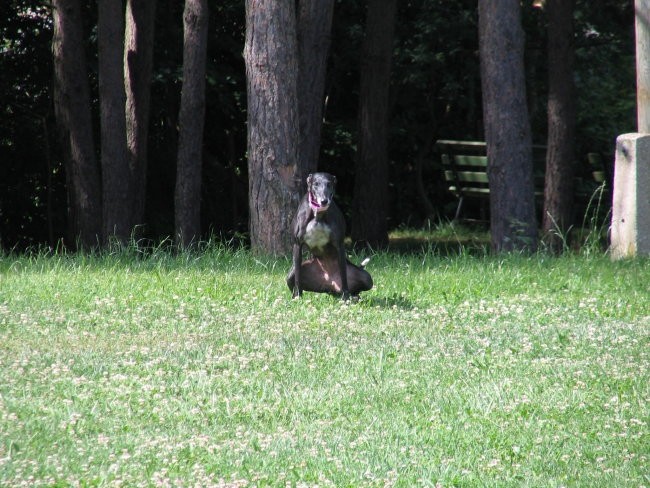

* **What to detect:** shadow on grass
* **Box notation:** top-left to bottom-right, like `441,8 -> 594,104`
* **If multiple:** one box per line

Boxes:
386,237 -> 490,256
384,222 -> 490,256
361,294 -> 415,310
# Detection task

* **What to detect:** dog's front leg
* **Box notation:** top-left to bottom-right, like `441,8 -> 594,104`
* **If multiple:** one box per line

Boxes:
292,242 -> 303,298
338,246 -> 350,301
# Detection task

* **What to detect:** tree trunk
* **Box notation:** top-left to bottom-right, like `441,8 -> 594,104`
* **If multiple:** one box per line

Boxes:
542,0 -> 576,252
244,0 -> 301,255
351,0 -> 397,248
98,0 -> 131,244
296,0 -> 335,181
51,0 -> 102,249
174,0 -> 209,247
124,0 -> 156,235
478,0 -> 537,252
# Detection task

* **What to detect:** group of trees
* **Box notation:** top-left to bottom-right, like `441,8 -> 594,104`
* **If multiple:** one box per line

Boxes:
0,0 -> 635,253
51,0 -> 208,249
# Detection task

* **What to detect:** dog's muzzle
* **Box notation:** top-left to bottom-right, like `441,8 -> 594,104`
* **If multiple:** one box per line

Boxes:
309,191 -> 330,214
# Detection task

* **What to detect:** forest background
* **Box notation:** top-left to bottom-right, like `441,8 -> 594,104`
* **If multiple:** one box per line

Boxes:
0,0 -> 635,252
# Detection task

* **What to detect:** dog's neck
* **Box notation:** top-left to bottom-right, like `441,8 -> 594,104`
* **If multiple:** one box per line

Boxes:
312,207 -> 327,221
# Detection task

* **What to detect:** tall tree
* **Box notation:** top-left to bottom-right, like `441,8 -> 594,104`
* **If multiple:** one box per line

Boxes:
124,0 -> 156,235
296,0 -> 335,181
351,0 -> 397,248
174,0 -> 209,247
542,0 -> 577,251
98,0 -> 130,244
478,0 -> 538,252
51,0 -> 102,249
244,0 -> 301,255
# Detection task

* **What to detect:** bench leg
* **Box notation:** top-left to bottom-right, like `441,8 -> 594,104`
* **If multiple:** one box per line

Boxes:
454,196 -> 464,221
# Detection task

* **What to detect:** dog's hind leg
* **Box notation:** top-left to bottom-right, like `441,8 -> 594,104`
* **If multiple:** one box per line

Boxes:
294,257 -> 342,294
290,256 -> 372,296
345,261 -> 373,295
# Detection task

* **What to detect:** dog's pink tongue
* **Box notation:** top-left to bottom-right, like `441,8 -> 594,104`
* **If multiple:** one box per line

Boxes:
309,193 -> 325,211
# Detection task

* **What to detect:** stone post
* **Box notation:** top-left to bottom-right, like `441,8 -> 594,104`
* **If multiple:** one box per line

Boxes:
611,134 -> 650,258
610,1 -> 650,259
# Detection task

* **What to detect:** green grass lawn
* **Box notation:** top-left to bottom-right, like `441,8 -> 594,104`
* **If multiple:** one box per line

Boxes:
0,246 -> 648,487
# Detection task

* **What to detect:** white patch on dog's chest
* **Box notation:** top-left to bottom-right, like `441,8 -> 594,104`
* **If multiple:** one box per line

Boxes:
304,220 -> 331,251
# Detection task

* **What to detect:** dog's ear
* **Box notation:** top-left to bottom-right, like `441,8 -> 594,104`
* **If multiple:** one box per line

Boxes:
331,175 -> 337,188
306,174 -> 313,187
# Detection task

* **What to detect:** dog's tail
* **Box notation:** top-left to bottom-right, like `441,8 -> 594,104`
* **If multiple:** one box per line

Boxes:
360,257 -> 371,269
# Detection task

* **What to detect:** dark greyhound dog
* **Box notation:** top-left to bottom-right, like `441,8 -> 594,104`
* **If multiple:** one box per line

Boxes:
286,172 -> 373,299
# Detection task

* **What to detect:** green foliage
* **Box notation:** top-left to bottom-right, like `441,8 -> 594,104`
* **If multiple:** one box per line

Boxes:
574,21 -> 636,156
0,2 -> 61,248
0,248 -> 649,485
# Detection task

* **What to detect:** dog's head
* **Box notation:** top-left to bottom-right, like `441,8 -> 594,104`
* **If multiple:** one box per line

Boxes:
306,172 -> 336,214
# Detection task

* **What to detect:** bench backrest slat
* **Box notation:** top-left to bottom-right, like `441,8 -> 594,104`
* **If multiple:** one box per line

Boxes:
452,155 -> 488,167
444,170 -> 489,183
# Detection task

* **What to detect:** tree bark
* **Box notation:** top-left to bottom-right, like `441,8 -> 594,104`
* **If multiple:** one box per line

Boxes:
51,0 -> 102,249
478,0 -> 538,252
244,0 -> 301,255
174,0 -> 209,247
296,0 -> 335,182
124,0 -> 156,235
351,0 -> 397,248
98,0 -> 131,244
542,0 -> 576,252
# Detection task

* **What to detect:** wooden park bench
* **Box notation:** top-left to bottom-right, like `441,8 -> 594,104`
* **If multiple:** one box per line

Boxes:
436,140 -> 611,222
436,140 -> 546,221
